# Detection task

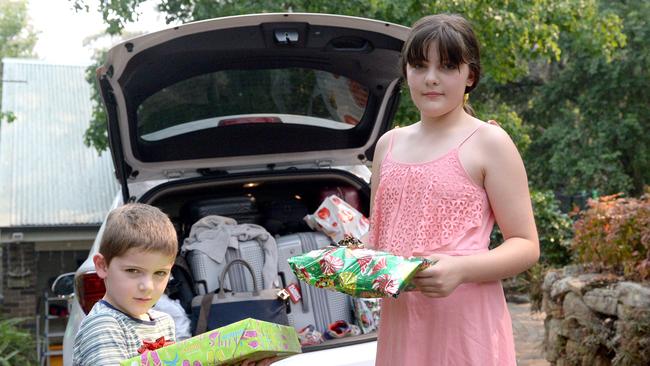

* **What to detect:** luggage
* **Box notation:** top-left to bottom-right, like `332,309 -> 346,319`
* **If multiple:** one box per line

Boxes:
181,196 -> 262,230
190,259 -> 289,335
187,246 -> 263,295
166,255 -> 199,313
275,232 -> 354,333
184,219 -> 276,295
259,197 -> 310,236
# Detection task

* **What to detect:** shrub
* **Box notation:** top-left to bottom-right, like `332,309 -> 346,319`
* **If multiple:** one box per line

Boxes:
0,317 -> 37,366
491,189 -> 573,309
491,189 -> 573,267
572,190 -> 650,280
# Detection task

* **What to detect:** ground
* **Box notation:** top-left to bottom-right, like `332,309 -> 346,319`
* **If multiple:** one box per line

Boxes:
509,301 -> 549,366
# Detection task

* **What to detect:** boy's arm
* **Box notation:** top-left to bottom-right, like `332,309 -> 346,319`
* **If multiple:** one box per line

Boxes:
73,315 -> 130,366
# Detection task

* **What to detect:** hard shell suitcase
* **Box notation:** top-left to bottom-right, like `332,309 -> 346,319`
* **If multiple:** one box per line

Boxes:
180,196 -> 262,231
184,221 -> 274,295
186,245 -> 264,295
275,232 -> 354,333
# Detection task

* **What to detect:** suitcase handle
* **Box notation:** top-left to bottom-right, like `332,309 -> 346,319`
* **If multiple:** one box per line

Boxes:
279,271 -> 309,313
217,259 -> 259,298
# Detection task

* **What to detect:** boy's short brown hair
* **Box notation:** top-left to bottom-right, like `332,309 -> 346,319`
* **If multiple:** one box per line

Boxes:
99,203 -> 178,265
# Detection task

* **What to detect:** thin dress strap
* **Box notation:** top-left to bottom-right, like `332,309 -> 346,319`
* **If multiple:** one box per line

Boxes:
386,130 -> 397,158
458,123 -> 486,148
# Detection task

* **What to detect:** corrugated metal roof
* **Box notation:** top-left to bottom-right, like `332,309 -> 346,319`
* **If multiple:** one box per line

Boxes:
0,58 -> 119,227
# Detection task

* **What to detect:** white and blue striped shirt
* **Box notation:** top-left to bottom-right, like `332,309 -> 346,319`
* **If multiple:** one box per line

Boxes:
73,300 -> 176,366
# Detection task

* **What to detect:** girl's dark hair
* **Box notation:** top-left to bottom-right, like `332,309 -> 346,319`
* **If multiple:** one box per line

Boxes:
401,14 -> 481,115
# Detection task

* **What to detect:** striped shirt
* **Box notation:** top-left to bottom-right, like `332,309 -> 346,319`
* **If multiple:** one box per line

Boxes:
73,300 -> 176,366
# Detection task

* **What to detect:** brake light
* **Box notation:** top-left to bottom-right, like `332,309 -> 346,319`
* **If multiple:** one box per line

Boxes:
219,117 -> 281,126
76,272 -> 106,314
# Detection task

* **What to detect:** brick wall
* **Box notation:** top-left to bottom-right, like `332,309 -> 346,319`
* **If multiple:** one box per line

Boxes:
1,242 -> 37,331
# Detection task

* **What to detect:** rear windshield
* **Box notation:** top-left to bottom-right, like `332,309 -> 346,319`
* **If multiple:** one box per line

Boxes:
137,68 -> 370,142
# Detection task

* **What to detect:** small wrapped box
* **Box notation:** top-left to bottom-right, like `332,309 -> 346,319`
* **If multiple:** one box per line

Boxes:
121,318 -> 301,366
288,237 -> 432,298
304,195 -> 370,243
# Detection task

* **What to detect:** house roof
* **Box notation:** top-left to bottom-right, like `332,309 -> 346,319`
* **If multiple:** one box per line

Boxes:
0,58 -> 118,227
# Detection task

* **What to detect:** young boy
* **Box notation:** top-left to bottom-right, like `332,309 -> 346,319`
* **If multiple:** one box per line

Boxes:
73,203 -> 178,366
73,203 -> 279,366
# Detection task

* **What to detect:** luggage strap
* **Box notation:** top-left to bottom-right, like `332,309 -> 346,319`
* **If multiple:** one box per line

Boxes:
195,292 -> 216,335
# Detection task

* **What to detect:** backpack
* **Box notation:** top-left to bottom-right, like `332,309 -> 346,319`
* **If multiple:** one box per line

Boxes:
166,255 -> 198,314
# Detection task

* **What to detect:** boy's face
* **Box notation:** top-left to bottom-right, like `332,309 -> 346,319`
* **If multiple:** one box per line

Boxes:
94,248 -> 174,320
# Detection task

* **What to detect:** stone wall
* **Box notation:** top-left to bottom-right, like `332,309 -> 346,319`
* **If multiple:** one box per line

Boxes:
542,265 -> 650,365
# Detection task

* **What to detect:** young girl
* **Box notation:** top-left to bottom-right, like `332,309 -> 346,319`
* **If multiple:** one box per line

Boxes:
368,14 -> 539,365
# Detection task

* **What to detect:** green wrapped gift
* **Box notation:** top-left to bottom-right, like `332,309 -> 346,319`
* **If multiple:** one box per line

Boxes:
288,237 -> 432,298
120,318 -> 301,366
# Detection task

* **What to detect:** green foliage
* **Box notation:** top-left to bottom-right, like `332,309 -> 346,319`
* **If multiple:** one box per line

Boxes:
474,98 -> 532,154
0,0 -> 37,125
0,317 -> 37,366
72,0 -> 625,153
518,0 -> 649,196
0,0 -> 36,58
492,189 -> 573,267
525,263 -> 547,312
492,189 -> 573,308
84,49 -> 109,153
572,190 -> 650,280
531,190 -> 574,266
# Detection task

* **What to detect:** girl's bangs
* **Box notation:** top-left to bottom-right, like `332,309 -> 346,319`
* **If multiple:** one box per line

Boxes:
407,26 -> 467,67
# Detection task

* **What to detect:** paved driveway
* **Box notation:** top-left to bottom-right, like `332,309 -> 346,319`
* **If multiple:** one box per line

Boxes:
509,302 -> 549,366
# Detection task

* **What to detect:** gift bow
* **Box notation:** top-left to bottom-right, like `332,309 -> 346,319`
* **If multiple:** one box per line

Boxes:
137,336 -> 174,354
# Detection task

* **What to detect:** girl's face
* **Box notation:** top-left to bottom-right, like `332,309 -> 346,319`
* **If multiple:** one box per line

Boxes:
94,248 -> 173,320
406,41 -> 474,121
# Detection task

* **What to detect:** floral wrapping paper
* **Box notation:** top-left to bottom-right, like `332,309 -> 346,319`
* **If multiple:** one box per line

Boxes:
120,318 -> 301,366
288,238 -> 432,298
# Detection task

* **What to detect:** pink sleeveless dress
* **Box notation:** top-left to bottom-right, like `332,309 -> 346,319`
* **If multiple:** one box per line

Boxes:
371,125 -> 516,366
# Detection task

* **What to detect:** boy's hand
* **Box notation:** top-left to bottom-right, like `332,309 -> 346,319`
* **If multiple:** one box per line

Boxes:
411,254 -> 465,298
241,357 -> 280,366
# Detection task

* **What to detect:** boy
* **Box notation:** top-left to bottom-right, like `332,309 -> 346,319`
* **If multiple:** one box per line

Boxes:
73,203 -> 178,366
73,203 -> 278,366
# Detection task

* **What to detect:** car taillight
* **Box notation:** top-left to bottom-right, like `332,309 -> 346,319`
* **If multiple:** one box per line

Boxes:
219,117 -> 281,126
76,272 -> 106,314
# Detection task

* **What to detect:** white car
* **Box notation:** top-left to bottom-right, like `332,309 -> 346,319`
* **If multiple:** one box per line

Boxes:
55,12 -> 409,366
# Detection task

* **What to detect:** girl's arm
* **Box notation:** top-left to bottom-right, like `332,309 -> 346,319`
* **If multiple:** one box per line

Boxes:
414,124 -> 539,297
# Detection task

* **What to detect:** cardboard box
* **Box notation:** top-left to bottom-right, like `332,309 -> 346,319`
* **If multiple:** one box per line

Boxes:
121,318 -> 301,366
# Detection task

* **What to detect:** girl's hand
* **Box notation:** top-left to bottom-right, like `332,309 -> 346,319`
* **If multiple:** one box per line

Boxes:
412,254 -> 465,298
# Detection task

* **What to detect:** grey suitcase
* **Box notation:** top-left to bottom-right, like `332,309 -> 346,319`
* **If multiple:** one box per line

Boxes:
275,232 -> 354,333
186,244 -> 264,295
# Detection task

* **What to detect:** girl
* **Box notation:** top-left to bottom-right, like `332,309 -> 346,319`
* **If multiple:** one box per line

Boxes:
369,14 -> 539,365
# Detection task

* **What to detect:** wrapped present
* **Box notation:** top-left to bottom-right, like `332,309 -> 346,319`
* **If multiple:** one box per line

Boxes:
304,195 -> 369,242
120,318 -> 301,366
288,237 -> 433,298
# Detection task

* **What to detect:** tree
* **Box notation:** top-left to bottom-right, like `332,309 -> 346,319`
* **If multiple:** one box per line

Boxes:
74,0 -> 624,157
0,0 -> 37,124
514,0 -> 649,196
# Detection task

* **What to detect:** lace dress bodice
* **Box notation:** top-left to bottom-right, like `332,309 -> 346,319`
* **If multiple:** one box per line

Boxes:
369,126 -> 494,257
